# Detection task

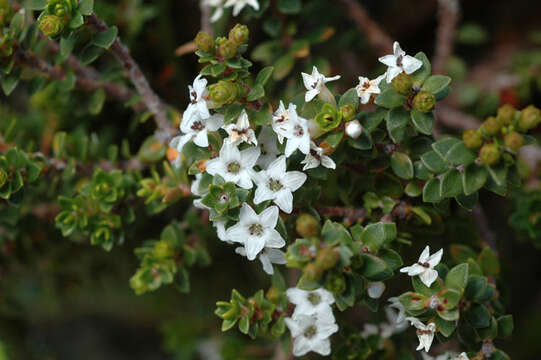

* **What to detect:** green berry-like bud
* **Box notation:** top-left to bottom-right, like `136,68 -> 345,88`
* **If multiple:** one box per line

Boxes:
462,129 -> 483,149
195,31 -> 215,52
228,24 -> 249,46
340,104 -> 356,122
497,104 -> 516,126
39,15 -> 64,37
479,143 -> 501,165
218,39 -> 238,60
481,116 -> 502,136
412,91 -> 435,113
315,247 -> 340,270
325,273 -> 346,295
392,73 -> 413,95
519,105 -> 541,131
153,240 -> 175,259
46,0 -> 74,17
302,263 -> 323,282
504,132 -> 524,152
208,80 -> 238,106
296,214 -> 320,238
0,168 -> 7,188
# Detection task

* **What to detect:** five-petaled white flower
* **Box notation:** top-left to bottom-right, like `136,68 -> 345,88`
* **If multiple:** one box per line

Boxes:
301,141 -> 336,171
272,101 -> 301,144
235,246 -> 286,274
287,287 -> 336,322
223,110 -> 257,146
253,155 -> 307,213
301,66 -> 341,102
225,203 -> 284,260
170,112 -> 224,160
388,297 -> 407,325
256,126 -> 280,169
367,281 -> 386,299
356,74 -> 385,104
406,317 -> 436,352
285,314 -> 339,357
379,41 -> 423,83
283,112 -> 311,157
205,142 -> 260,189
400,245 -> 443,288
224,0 -> 259,16
184,75 -> 210,123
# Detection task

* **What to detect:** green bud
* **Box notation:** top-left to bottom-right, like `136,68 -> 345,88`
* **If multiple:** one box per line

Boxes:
340,104 -> 356,122
462,129 -> 483,149
302,263 -> 323,282
195,31 -> 215,53
0,168 -> 7,188
296,214 -> 320,238
153,240 -> 175,259
479,143 -> 501,165
519,105 -> 541,131
208,80 -> 239,106
481,116 -> 502,136
315,247 -> 340,270
218,39 -> 238,60
46,0 -> 74,17
497,104 -> 516,126
229,24 -> 249,46
39,15 -> 64,37
504,132 -> 524,152
315,103 -> 342,132
392,73 -> 413,95
325,273 -> 346,295
412,91 -> 435,113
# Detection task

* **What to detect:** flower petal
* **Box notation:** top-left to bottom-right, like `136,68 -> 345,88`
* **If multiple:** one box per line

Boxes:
260,205 -> 279,228
283,171 -> 307,191
427,248 -> 443,267
419,268 -> 439,288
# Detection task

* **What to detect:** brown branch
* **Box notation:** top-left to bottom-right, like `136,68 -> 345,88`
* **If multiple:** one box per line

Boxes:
199,1 -> 213,34
337,0 -> 393,57
432,0 -> 460,74
175,41 -> 197,57
87,14 -> 175,143
316,205 -> 367,223
435,103 -> 481,130
472,204 -> 498,252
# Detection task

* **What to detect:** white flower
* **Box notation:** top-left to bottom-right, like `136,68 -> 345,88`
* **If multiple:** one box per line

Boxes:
253,156 -> 307,214
356,74 -> 385,104
345,120 -> 363,139
286,287 -> 335,322
380,306 -> 408,338
224,0 -> 259,16
457,353 -> 469,360
205,142 -> 259,189
285,314 -> 338,357
272,101 -> 296,144
283,114 -> 311,157
301,66 -> 341,102
225,203 -> 285,260
400,245 -> 443,288
301,141 -> 336,171
222,110 -> 257,146
191,174 -> 210,209
256,126 -> 280,169
406,317 -> 436,353
388,297 -> 406,325
171,112 -> 224,158
367,281 -> 386,299
202,0 -> 225,22
421,352 -> 455,360
379,41 -> 423,83
235,246 -> 286,274
214,220 -> 232,243
184,75 -> 210,122
361,323 -> 380,339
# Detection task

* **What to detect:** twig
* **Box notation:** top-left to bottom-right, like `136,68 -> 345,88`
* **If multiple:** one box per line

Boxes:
435,103 -> 481,130
175,41 -> 197,57
472,204 -> 498,252
87,14 -> 175,143
316,205 -> 366,223
432,0 -> 460,74
337,0 -> 393,56
199,1 -> 213,34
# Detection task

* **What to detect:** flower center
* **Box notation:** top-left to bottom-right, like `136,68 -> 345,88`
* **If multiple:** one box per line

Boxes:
190,90 -> 198,104
396,55 -> 403,68
417,261 -> 430,268
219,193 -> 229,203
293,124 -> 304,137
277,113 -> 288,123
268,178 -> 283,192
429,296 -> 439,309
307,292 -> 321,305
227,161 -> 241,174
362,81 -> 371,90
303,325 -> 317,339
310,149 -> 321,160
191,121 -> 204,131
248,223 -> 264,236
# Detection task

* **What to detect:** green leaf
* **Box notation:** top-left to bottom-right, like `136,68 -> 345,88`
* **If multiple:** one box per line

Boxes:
89,89 -> 106,115
255,66 -> 274,86
79,0 -> 94,15
385,107 -> 409,143
410,108 -> 434,135
68,11 -> 84,29
410,52 -> 431,85
273,54 -> 295,81
379,249 -> 403,270
423,177 -> 441,203
440,169 -> 463,198
361,222 -> 396,253
1,72 -> 19,95
478,246 -> 500,277
93,26 -> 118,49
412,276 -> 441,297
465,275 -> 488,301
391,152 -> 414,179
278,0 -> 302,14
238,316 -> 250,334
445,142 -> 476,166
421,150 -> 446,173
359,254 -> 392,281
445,263 -> 469,293
486,165 -> 507,187
432,137 -> 461,159
450,244 -> 477,263
438,308 -> 459,321
59,35 -> 76,61
455,192 -> 478,211
246,84 -> 265,101
25,0 -> 47,10
338,88 -> 359,110
436,316 -> 456,337
398,292 -> 427,311
79,45 -> 104,65
423,75 -> 452,94
462,165 -> 488,195
497,315 -> 513,338
375,88 -> 405,109
465,303 -> 491,328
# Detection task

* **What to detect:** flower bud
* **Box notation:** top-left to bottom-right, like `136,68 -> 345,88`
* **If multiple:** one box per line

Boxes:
519,105 -> 541,131
462,129 -> 483,149
0,168 -> 7,188
208,80 -> 238,106
412,91 -> 435,113
302,262 -> 323,282
345,120 -> 363,139
340,104 -> 356,122
315,103 -> 342,132
392,73 -> 413,95
229,24 -> 249,46
296,214 -> 320,238
315,247 -> 340,270
195,31 -> 215,52
325,273 -> 346,294
39,15 -> 64,37
218,39 -> 238,60
504,132 -> 524,152
497,104 -> 516,126
46,0 -> 74,17
479,143 -> 501,165
367,281 -> 386,299
153,240 -> 175,259
481,116 -> 501,136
